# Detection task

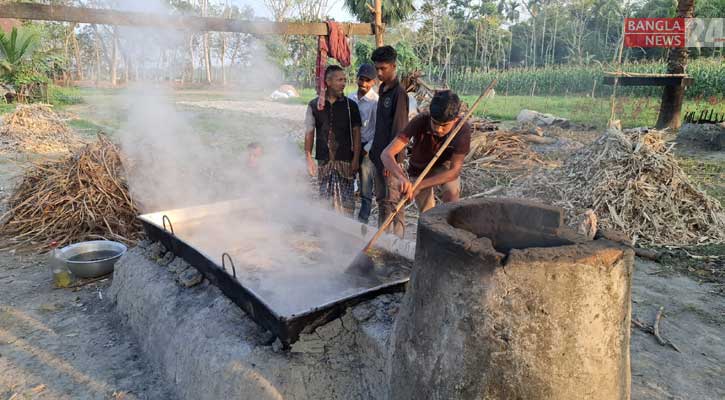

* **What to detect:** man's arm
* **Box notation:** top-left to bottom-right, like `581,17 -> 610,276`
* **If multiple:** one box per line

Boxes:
349,100 -> 362,172
382,136 -> 411,192
303,105 -> 317,176
390,88 -> 409,163
352,126 -> 361,172
392,88 -> 409,137
413,153 -> 465,194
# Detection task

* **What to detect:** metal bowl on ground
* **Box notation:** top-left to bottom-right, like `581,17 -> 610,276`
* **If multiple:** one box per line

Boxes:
59,240 -> 127,278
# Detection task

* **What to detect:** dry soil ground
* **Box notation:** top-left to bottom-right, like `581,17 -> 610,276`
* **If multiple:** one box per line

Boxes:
0,91 -> 723,399
0,156 -> 173,399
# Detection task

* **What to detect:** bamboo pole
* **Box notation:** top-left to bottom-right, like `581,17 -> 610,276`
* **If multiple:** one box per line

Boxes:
608,23 -> 626,128
0,3 -> 374,36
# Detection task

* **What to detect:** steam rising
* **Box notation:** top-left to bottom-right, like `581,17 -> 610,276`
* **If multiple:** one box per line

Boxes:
114,1 -> 399,316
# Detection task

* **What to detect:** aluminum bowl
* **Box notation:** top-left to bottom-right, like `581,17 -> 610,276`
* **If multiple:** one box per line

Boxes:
59,240 -> 127,278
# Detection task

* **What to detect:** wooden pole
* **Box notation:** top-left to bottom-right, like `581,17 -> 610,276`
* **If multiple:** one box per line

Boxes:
0,3 -> 374,36
608,22 -> 626,128
374,0 -> 384,47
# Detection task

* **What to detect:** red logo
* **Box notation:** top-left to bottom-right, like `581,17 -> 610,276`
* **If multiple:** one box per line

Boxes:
624,18 -> 686,48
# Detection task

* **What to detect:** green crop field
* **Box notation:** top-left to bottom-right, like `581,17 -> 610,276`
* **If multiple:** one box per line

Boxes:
442,59 -> 725,99
291,87 -> 724,130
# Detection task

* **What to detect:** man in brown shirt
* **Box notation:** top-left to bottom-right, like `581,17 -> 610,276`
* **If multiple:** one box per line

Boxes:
381,90 -> 470,213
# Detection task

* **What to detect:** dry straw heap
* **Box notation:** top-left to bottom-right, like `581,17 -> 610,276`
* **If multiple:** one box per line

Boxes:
466,131 -> 545,169
516,129 -> 725,246
0,135 -> 141,251
461,130 -> 545,196
0,104 -> 82,153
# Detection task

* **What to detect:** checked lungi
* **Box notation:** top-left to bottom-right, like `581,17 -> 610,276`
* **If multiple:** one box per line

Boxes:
317,160 -> 355,217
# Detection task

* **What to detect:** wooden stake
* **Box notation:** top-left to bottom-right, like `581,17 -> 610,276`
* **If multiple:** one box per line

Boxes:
609,23 -> 626,128
374,0 -> 384,47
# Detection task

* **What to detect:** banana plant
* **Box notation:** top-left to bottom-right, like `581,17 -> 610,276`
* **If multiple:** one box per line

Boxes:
0,27 -> 40,81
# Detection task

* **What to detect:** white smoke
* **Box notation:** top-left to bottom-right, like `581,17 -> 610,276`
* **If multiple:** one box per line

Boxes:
109,0 -> 383,316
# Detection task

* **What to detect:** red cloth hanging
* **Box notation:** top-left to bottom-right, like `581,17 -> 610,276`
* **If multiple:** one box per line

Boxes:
316,21 -> 351,111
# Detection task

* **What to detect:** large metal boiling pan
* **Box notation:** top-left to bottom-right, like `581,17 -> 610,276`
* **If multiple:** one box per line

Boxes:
138,199 -> 413,346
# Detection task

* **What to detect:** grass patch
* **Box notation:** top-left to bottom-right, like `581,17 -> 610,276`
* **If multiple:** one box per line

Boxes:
677,157 -> 725,206
49,85 -> 85,105
69,118 -> 107,133
0,103 -> 16,115
462,95 -> 725,129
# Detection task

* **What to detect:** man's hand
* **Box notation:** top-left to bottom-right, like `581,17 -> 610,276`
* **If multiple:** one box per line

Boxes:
398,176 -> 414,200
306,156 -> 317,177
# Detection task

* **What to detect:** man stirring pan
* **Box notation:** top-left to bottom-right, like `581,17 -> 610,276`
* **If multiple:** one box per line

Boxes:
304,65 -> 362,216
381,90 -> 471,213
347,64 -> 378,224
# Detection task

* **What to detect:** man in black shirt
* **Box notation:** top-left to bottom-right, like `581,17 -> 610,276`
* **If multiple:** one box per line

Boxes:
369,46 -> 409,238
304,65 -> 362,216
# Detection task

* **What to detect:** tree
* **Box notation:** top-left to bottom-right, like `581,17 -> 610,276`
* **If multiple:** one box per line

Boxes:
656,0 -> 694,129
415,0 -> 446,77
522,0 -> 540,66
296,0 -> 331,21
264,0 -> 295,21
561,0 -> 593,65
500,0 -> 520,66
343,0 -> 415,24
201,0 -> 212,84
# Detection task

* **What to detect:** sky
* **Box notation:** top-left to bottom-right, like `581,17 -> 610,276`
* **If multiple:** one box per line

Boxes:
232,0 -> 356,22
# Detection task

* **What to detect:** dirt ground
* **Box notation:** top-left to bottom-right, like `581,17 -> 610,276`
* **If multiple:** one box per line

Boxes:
0,152 -> 172,399
0,92 -> 723,399
0,254 -> 173,400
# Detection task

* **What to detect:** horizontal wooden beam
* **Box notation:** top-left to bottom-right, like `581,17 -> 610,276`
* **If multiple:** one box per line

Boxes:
0,3 -> 375,35
602,76 -> 694,87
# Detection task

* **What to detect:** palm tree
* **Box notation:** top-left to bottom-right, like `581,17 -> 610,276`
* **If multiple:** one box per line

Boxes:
343,0 -> 415,24
505,0 -> 521,22
0,27 -> 39,81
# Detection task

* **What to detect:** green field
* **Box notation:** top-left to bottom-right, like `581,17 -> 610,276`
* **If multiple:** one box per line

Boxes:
444,59 -> 725,99
291,87 -> 724,130
461,95 -> 725,129
0,86 -> 722,207
1,85 -> 723,132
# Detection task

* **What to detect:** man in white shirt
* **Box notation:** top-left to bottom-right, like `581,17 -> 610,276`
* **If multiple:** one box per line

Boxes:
408,94 -> 418,119
348,64 -> 379,224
